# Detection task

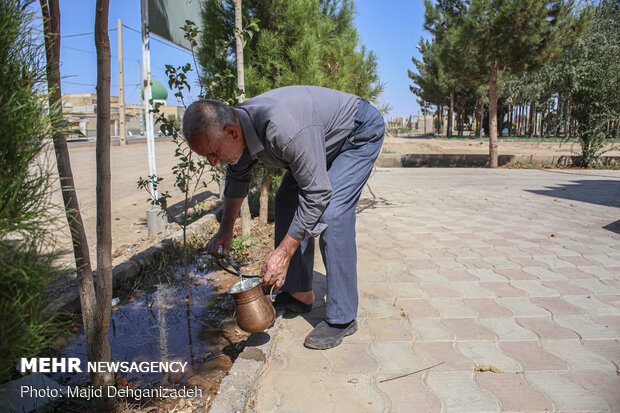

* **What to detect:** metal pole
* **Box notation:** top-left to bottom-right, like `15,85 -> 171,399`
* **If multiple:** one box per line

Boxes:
140,0 -> 157,199
138,60 -> 145,136
117,19 -> 126,145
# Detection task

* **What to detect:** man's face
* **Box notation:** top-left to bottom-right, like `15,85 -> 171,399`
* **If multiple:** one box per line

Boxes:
188,126 -> 244,167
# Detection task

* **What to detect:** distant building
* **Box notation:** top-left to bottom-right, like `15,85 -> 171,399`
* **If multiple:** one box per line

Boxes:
62,79 -> 184,138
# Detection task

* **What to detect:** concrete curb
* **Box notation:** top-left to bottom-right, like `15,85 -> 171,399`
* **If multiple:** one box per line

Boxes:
376,153 -> 620,168
51,211 -> 219,314
208,318 -> 283,413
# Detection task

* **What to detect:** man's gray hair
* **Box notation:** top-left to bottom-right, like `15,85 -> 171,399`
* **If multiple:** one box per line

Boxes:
182,99 -> 237,141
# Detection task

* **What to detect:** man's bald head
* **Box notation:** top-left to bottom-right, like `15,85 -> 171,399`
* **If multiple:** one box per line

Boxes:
182,99 -> 238,144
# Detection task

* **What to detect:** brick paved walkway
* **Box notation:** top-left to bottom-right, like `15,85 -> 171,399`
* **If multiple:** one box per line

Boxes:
248,168 -> 620,413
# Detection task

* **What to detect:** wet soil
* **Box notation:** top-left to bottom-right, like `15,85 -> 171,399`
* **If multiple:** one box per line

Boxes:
48,222 -> 275,412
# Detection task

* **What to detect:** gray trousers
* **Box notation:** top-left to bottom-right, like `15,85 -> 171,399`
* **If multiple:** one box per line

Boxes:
274,100 -> 385,323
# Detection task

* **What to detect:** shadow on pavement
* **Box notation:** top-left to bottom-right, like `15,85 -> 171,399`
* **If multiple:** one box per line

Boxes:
526,179 -> 620,208
281,271 -> 328,329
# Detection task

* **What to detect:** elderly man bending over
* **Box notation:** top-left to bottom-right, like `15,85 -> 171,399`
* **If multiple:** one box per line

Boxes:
182,85 -> 384,349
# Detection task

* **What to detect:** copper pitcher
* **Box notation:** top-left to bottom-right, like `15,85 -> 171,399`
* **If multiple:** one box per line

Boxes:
228,277 -> 275,333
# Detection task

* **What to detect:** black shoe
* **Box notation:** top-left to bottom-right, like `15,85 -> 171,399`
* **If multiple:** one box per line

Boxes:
273,292 -> 313,314
303,319 -> 358,350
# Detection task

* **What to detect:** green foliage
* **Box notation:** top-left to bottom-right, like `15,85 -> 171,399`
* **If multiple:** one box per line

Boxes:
198,0 -> 384,102
561,0 -> 620,166
0,0 -> 65,382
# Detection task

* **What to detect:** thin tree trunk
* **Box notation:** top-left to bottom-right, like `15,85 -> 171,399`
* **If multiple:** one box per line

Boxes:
488,60 -> 499,168
508,105 -> 513,136
259,168 -> 271,224
422,102 -> 427,135
233,0 -> 251,236
39,0 -> 97,363
447,91 -> 454,138
93,0 -> 114,388
567,101 -> 571,138
528,102 -> 535,138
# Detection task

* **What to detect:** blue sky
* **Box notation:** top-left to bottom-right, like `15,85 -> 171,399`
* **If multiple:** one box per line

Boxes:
33,0 -> 426,116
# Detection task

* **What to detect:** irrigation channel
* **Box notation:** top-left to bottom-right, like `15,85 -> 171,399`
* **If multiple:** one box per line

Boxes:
52,260 -> 251,398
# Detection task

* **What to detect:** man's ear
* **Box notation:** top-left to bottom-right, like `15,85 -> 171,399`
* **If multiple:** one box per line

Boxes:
224,124 -> 241,141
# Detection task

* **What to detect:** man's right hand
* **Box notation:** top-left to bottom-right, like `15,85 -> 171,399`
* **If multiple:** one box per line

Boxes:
205,229 -> 233,258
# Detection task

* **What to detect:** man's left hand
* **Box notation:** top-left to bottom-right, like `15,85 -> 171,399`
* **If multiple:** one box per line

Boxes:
261,248 -> 291,289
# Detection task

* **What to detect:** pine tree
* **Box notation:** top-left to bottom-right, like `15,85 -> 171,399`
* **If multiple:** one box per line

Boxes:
456,0 -> 576,167
198,0 -> 383,102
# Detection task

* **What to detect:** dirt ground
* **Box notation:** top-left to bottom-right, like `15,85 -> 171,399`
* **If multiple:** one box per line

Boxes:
47,136 -> 619,270
382,136 -> 620,157
48,140 -> 221,269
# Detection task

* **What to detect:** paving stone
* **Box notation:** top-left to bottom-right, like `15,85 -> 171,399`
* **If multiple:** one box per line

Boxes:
462,298 -> 514,317
425,372 -> 499,413
499,341 -> 566,371
401,249 -> 432,259
541,339 -> 616,372
578,266 -> 620,280
467,269 -> 508,282
479,282 -> 528,297
562,295 -> 620,315
516,317 -> 580,339
449,282 -> 496,298
438,269 -> 480,281
595,294 -> 620,309
441,318 -> 497,341
571,371 -> 620,412
496,298 -> 552,317
377,375 -> 442,412
358,296 -> 403,319
446,248 -> 482,259
571,279 -> 619,295
406,259 -> 439,271
589,315 -> 620,333
481,256 -> 522,270
386,282 -> 428,298
554,316 -> 619,339
509,256 -> 548,268
581,339 -> 620,367
413,342 -> 474,372
456,341 -> 521,372
478,318 -> 539,341
276,342 -> 331,372
560,255 -> 600,267
369,342 -> 427,374
365,317 -> 415,342
530,296 -> 586,316
325,343 -> 379,374
522,267 -> 569,281
541,246 -> 582,257
530,254 -> 578,268
397,298 -> 440,318
541,280 -> 593,296
470,247 -> 505,258
494,268 -> 539,281
550,266 -> 597,279
509,281 -> 560,297
254,371 -> 327,412
410,318 -> 455,342
524,371 -> 610,412
456,257 -> 496,270
584,254 -> 620,267
428,299 -> 478,318
476,372 -> 554,412
418,281 -> 461,298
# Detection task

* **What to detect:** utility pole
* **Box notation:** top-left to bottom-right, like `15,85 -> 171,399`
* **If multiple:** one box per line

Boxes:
138,60 -> 145,136
141,0 -> 166,235
117,19 -> 126,145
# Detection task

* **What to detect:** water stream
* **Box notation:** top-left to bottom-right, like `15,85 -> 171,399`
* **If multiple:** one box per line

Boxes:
51,265 -> 245,389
